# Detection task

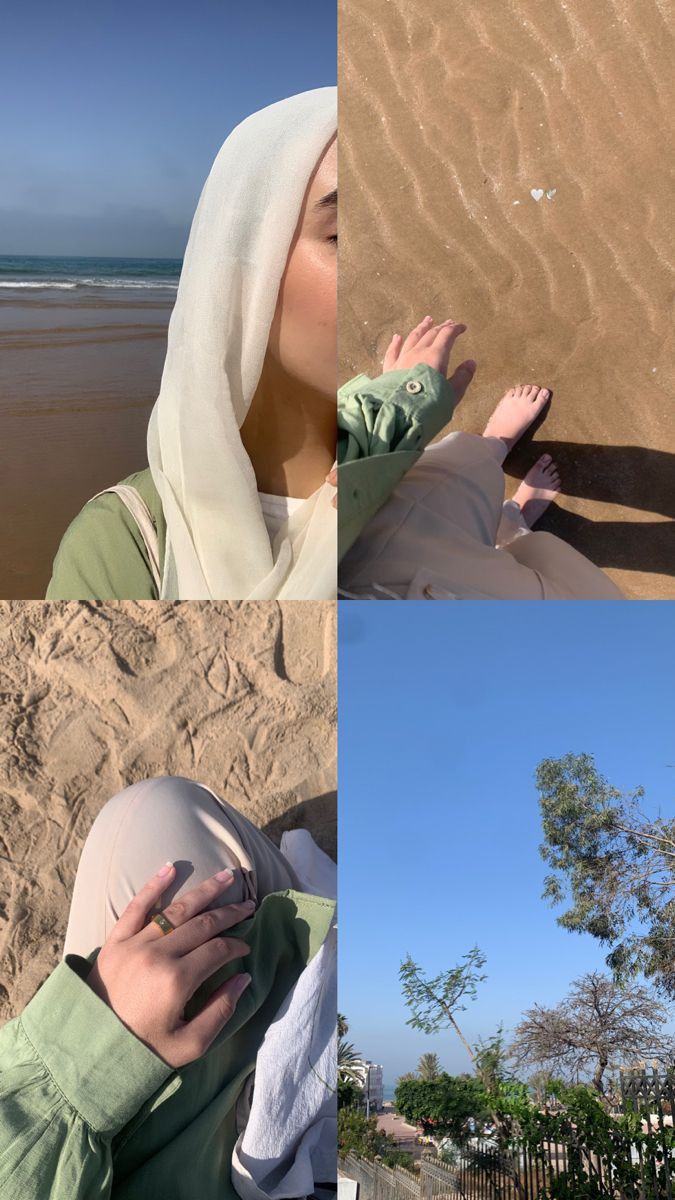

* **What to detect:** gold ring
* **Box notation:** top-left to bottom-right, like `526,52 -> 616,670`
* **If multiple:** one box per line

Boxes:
152,911 -> 176,936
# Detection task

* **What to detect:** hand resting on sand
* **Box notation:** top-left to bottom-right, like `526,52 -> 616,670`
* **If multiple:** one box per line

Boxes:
382,314 -> 477,404
86,863 -> 253,1068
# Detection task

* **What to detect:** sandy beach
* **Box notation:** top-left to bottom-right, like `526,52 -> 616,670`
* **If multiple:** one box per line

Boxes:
0,600 -> 336,1019
1,286 -> 173,598
339,0 -> 674,598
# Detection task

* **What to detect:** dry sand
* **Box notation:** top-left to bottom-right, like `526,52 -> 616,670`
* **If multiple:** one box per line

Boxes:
339,0 -> 674,598
0,600 -> 336,1018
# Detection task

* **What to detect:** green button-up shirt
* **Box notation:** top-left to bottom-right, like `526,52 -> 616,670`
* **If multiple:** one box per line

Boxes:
0,889 -> 335,1199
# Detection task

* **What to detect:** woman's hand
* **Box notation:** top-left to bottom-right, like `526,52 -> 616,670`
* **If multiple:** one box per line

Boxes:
382,315 -> 477,404
86,863 -> 253,1068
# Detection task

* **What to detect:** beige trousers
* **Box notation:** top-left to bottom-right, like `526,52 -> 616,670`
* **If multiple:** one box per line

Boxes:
340,432 -> 624,600
63,777 -> 300,959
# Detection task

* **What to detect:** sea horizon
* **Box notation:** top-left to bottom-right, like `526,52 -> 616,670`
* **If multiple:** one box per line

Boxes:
0,253 -> 183,295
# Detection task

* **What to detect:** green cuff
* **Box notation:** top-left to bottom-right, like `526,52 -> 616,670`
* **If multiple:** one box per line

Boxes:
337,363 -> 457,465
20,957 -> 174,1136
338,451 -> 421,562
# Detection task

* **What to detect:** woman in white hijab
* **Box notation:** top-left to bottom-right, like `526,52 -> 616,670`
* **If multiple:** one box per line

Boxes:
47,88 -> 337,601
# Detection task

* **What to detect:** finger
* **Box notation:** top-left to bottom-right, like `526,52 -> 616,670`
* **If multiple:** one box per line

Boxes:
382,333 -> 402,372
400,316 -> 434,355
109,862 -> 177,944
141,867 -> 237,940
416,317 -> 460,350
184,935 -> 251,991
434,321 -> 467,351
325,466 -> 337,488
161,901 -> 255,956
432,323 -> 468,377
175,973 -> 252,1064
447,360 -> 477,405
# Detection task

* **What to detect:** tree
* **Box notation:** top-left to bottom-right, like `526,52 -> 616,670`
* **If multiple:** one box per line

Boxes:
338,1109 -> 400,1161
338,1036 -> 366,1087
510,971 -> 672,1097
536,753 -> 675,996
394,1073 -> 488,1145
417,1052 -> 441,1080
338,1012 -> 348,1039
399,947 -> 487,1063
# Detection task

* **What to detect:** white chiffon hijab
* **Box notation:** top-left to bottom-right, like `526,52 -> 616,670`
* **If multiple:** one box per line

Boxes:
147,88 -> 337,599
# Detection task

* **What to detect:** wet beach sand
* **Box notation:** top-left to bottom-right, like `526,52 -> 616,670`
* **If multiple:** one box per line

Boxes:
0,601 -> 337,1018
1,287 -> 173,598
339,0 -> 674,598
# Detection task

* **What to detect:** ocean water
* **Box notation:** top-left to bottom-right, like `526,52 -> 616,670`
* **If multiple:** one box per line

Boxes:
0,255 -> 182,294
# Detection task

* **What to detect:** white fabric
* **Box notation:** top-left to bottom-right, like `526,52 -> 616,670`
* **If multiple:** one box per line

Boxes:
232,830 -> 337,1200
258,492 -> 305,542
147,89 -> 337,599
340,431 -> 624,600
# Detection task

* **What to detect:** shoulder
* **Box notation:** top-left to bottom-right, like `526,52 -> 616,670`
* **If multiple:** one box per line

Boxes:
46,470 -> 164,600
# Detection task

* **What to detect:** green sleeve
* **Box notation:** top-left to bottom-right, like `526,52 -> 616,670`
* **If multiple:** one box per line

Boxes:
337,363 -> 457,561
46,493 -> 158,601
0,956 -> 173,1200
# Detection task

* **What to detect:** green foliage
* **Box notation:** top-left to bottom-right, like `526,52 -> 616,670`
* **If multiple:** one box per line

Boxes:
399,948 -> 486,1041
536,753 -> 675,997
478,1076 -> 675,1199
337,1109 -> 400,1160
338,1036 -> 365,1085
380,1149 -> 415,1169
338,1079 -> 360,1110
394,1073 -> 488,1141
473,1027 -> 510,1092
417,1052 -> 441,1081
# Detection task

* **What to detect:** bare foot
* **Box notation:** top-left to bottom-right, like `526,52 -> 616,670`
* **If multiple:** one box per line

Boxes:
512,454 -> 561,527
483,384 -> 550,452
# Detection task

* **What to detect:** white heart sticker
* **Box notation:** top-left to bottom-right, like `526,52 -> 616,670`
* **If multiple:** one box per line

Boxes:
531,188 -> 544,201
547,189 -> 557,199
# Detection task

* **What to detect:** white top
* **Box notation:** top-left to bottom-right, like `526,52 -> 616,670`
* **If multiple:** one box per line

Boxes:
258,491 -> 305,542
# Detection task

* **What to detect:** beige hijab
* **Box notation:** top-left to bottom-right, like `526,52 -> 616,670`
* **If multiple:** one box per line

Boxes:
147,88 -> 337,599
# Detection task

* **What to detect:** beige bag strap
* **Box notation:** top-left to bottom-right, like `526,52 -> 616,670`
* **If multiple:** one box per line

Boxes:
89,485 -> 162,594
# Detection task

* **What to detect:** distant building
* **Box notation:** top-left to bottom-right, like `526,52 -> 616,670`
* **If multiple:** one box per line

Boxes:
362,1061 -> 384,1113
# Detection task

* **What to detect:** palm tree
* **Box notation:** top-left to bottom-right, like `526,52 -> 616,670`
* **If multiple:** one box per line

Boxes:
417,1052 -> 441,1080
338,1037 -> 367,1085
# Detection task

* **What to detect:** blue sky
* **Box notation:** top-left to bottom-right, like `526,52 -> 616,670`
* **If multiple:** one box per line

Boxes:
338,602 -> 675,1087
1,1 -> 335,256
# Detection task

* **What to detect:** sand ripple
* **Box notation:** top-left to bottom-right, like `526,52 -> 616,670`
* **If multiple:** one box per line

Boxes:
339,0 -> 675,596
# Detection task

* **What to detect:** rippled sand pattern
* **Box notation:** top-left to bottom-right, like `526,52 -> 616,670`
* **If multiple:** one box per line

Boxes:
339,0 -> 674,597
0,601 -> 336,1017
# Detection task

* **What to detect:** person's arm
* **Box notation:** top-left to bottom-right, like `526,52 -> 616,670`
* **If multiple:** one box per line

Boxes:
0,864 -> 257,1200
46,494 -> 158,600
337,363 -> 458,560
0,955 -> 173,1200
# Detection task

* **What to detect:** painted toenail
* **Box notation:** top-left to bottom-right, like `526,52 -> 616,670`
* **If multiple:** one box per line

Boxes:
541,389 -> 549,398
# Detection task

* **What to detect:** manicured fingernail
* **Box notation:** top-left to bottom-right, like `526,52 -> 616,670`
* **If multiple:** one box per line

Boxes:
215,868 -> 234,882
232,973 -> 252,996
158,862 -> 174,877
